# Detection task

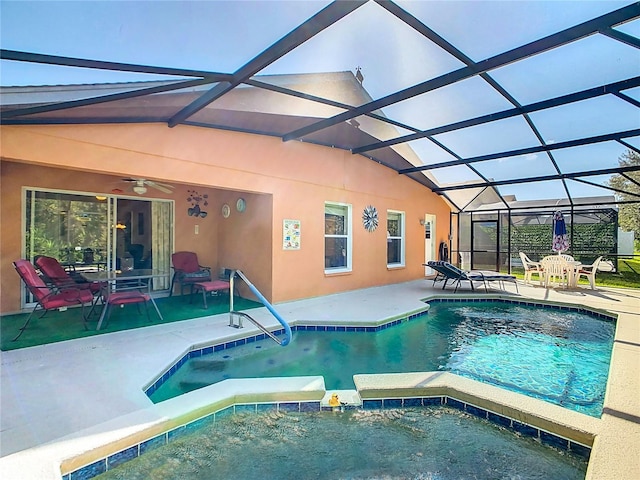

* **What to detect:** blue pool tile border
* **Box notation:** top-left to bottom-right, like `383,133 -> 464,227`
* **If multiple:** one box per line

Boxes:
64,395 -> 591,480
145,298 -> 615,398
361,396 -> 592,457
427,297 -> 617,322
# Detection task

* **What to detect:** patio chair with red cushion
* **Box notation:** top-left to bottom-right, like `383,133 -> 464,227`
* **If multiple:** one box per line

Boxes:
12,259 -> 94,341
34,255 -> 102,296
170,251 -> 212,297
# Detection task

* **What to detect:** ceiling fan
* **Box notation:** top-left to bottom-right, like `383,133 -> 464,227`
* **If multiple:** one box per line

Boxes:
121,178 -> 174,195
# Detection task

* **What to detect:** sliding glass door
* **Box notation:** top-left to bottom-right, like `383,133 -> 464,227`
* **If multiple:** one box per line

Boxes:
23,188 -> 173,306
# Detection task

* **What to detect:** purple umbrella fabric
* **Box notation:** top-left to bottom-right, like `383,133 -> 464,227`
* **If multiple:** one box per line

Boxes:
552,211 -> 569,253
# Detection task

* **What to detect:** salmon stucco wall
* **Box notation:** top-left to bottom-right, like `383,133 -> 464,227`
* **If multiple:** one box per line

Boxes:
215,190 -> 273,302
1,123 -> 450,314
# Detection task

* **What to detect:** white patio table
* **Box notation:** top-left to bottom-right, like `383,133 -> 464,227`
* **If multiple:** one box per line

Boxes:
541,256 -> 582,289
564,260 -> 583,288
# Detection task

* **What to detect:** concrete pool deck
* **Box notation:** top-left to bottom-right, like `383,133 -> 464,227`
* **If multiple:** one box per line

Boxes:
1,279 -> 638,479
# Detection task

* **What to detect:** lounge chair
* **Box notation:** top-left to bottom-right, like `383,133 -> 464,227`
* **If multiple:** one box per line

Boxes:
425,261 -> 518,293
12,259 -> 94,340
426,262 -> 447,287
34,255 -> 102,296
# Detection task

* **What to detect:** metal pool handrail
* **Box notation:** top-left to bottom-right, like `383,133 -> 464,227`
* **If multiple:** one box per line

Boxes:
229,269 -> 292,346
229,311 -> 286,345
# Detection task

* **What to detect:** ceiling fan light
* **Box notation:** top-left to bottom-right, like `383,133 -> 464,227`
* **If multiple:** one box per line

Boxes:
133,185 -> 147,195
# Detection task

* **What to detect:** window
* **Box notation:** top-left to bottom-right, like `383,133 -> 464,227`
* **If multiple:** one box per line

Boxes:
324,202 -> 351,272
387,210 -> 405,267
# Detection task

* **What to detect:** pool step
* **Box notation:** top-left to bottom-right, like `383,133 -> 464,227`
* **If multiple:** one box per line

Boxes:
179,379 -> 213,391
178,365 -> 229,391
190,358 -> 227,371
321,389 -> 362,408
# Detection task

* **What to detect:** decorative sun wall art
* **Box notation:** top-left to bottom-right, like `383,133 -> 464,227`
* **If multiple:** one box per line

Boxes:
362,205 -> 378,232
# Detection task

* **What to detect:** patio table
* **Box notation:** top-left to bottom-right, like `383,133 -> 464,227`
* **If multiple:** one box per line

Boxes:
541,256 -> 582,289
565,260 -> 583,288
82,269 -> 168,329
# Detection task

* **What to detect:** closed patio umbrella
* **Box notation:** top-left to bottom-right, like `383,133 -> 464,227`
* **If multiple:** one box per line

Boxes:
552,210 -> 569,253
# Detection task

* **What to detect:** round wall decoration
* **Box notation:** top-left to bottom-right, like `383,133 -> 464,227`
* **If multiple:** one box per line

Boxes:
221,203 -> 231,218
362,205 -> 379,232
236,197 -> 246,212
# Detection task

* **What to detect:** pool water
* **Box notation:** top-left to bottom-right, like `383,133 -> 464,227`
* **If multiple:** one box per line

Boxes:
94,407 -> 588,480
150,302 -> 615,417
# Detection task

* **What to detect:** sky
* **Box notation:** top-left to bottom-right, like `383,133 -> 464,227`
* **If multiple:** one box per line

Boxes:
1,0 -> 639,206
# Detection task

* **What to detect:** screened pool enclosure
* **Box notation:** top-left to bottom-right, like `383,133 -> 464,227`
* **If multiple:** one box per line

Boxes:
2,1 -> 639,270
452,203 -> 619,274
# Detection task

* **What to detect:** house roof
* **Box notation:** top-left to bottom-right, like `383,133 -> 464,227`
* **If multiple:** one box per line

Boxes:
1,0 -> 639,212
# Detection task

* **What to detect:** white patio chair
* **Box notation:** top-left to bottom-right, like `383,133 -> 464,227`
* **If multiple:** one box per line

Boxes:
576,256 -> 603,290
541,255 -> 569,288
519,252 -> 544,286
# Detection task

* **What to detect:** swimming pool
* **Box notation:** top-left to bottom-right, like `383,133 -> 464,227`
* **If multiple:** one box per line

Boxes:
149,300 -> 615,417
92,405 -> 588,480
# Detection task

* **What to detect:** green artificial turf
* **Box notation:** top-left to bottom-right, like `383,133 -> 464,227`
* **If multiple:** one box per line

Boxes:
0,294 -> 262,351
596,257 -> 640,289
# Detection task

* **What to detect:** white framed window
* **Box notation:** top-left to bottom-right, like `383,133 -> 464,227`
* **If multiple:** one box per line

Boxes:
387,210 -> 405,267
324,202 -> 352,273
